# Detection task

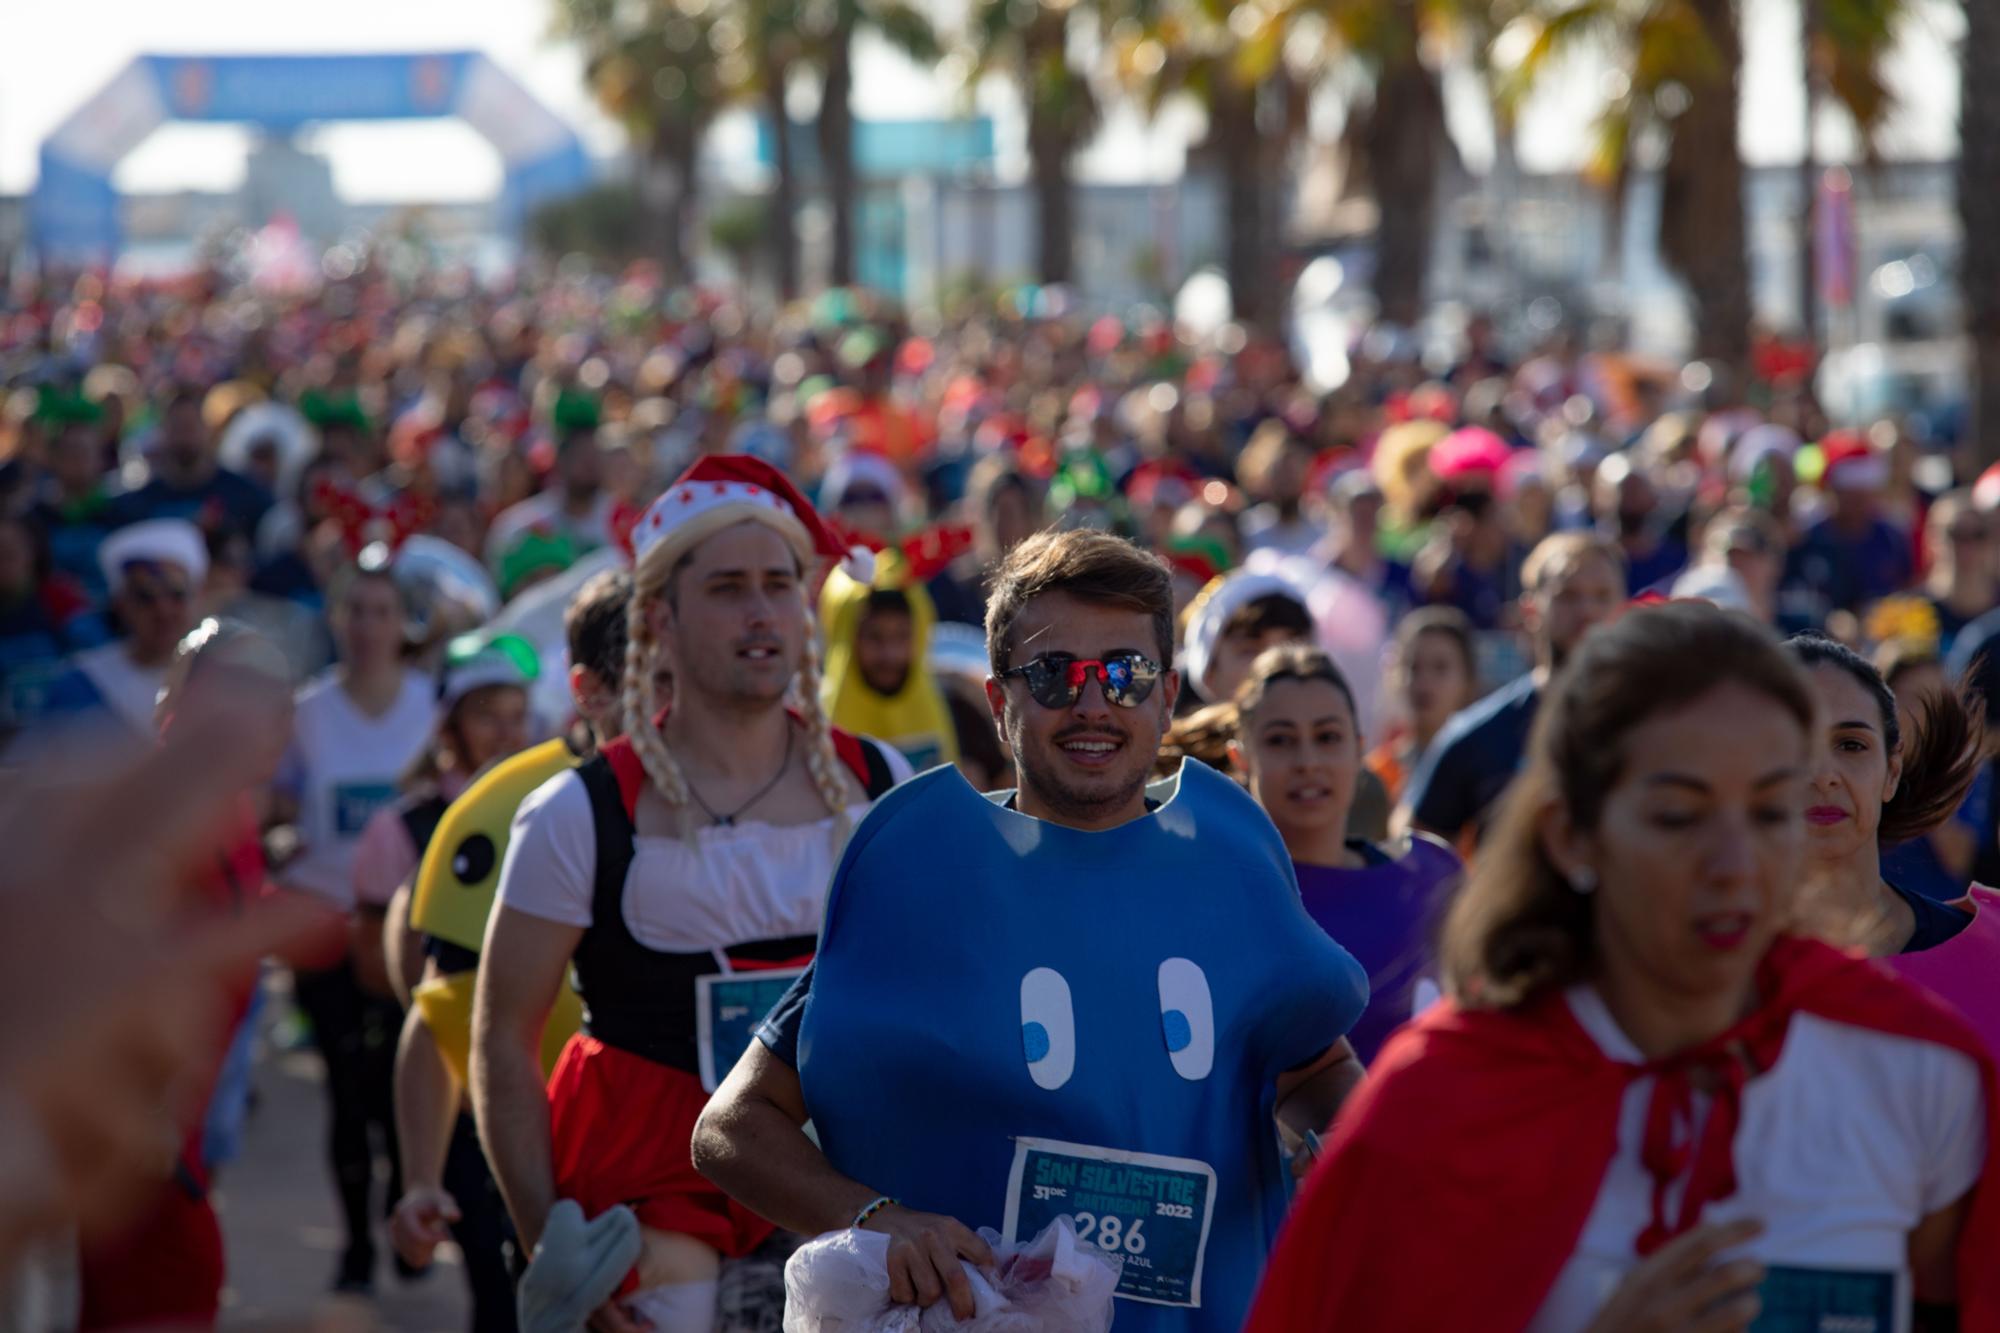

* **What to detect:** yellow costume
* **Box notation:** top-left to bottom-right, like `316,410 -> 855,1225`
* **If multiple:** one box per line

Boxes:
819,549 -> 958,772
409,736 -> 585,1081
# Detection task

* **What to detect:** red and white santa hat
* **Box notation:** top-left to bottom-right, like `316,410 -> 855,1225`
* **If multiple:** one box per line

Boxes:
1820,430 -> 1889,494
633,454 -> 874,581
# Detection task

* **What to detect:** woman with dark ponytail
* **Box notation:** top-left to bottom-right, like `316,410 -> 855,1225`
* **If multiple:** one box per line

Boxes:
1788,633 -> 2000,1052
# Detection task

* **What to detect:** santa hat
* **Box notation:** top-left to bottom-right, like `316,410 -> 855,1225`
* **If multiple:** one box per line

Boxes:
1820,430 -> 1889,493
100,518 -> 208,591
633,454 -> 873,582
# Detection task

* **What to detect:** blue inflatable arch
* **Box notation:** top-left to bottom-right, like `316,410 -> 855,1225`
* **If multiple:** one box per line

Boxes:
32,52 -> 593,264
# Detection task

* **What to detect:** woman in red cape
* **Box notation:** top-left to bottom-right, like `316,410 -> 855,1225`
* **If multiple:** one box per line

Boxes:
1247,602 -> 2000,1333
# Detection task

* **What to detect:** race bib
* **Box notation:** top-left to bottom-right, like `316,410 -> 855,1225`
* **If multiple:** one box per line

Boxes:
1751,1265 -> 1896,1333
332,781 -> 397,838
694,967 -> 807,1092
1002,1136 -> 1217,1309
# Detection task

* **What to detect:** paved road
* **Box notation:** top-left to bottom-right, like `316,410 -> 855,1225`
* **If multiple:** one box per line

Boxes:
213,989 -> 469,1333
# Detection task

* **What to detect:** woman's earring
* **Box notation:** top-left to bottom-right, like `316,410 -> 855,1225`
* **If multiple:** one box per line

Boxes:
1568,867 -> 1598,896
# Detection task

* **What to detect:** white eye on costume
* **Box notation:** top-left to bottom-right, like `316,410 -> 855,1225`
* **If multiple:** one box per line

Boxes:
1020,967 -> 1076,1091
1157,957 -> 1214,1081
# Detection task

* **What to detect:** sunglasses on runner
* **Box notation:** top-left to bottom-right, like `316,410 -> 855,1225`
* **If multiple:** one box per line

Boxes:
999,651 -> 1162,709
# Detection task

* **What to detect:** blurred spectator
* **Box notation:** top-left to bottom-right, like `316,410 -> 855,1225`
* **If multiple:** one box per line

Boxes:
29,393 -> 119,601
1238,421 -> 1322,558
1592,453 -> 1687,593
1784,432 -> 1913,616
40,520 -> 205,739
1182,571 -> 1316,706
111,386 -> 273,543
1919,491 -> 1995,656
484,395 -> 616,579
1399,533 -> 1626,847
1365,607 -> 1480,808
0,513 -> 108,737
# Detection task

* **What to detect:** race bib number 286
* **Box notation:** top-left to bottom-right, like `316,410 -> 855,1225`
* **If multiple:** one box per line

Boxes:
1002,1137 -> 1217,1309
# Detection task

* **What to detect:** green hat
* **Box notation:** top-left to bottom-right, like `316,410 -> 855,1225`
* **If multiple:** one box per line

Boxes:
35,385 -> 102,427
300,390 -> 371,433
496,527 -> 577,601
553,389 -> 602,435
439,630 -> 540,710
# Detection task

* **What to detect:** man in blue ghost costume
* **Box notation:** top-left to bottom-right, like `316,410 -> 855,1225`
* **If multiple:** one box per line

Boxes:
694,530 -> 1368,1333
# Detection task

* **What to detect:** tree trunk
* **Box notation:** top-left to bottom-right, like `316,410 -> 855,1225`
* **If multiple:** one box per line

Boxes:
1025,9 -> 1075,286
1366,46 -> 1444,329
763,59 -> 800,299
648,113 -> 698,285
1658,0 -> 1751,381
1214,79 -> 1269,329
1961,0 -> 2000,470
818,13 -> 857,288
1798,0 -> 1820,344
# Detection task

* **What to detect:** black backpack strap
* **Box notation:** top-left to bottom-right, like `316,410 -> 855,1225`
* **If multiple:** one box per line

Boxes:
398,793 -> 452,861
857,738 -> 898,800
574,754 -> 638,938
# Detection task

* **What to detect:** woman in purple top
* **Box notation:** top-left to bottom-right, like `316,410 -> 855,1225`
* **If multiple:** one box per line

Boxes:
1226,644 -> 1462,1064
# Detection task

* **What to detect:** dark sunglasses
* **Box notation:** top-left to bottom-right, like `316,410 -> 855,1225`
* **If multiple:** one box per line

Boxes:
999,651 -> 1162,709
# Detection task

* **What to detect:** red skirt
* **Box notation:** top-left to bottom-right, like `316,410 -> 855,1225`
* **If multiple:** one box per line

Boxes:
548,1033 -> 775,1261
77,1178 -> 224,1330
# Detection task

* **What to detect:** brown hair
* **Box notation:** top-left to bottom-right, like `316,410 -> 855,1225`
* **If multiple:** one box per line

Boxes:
1154,644 -> 1357,778
1788,632 -> 1987,845
1520,530 -> 1626,596
985,530 -> 1175,674
1441,602 -> 1816,1009
1235,643 -> 1358,723
1394,605 -> 1478,680
565,567 -> 633,684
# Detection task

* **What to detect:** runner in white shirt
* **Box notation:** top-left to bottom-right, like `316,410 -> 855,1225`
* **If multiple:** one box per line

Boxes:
270,560 -> 436,1294
473,456 -> 905,1333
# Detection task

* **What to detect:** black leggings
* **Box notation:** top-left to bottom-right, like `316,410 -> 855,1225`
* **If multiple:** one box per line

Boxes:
441,1113 -> 520,1333
292,960 -> 403,1264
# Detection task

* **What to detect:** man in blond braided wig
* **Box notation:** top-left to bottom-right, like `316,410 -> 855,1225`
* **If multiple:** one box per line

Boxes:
472,457 -> 909,1333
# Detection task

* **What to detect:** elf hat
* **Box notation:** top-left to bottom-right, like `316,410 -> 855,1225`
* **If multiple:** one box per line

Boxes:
633,454 -> 873,581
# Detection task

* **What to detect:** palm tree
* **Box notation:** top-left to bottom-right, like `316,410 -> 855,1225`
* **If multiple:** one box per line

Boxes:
736,0 -> 807,297
1962,0 -> 2000,467
1290,0 -> 1485,328
1107,0 -> 1311,329
1495,0 -> 1908,380
554,0 -> 724,283
1494,0 -> 1752,373
966,0 -> 1100,286
801,0 -> 940,287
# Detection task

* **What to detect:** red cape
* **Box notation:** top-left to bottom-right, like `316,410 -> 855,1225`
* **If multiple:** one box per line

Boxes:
1244,936 -> 2000,1331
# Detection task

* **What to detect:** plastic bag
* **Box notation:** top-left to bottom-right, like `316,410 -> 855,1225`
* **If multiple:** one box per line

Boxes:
783,1216 -> 1120,1332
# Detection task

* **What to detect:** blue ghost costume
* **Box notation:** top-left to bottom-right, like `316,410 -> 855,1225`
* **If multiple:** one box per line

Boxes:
759,760 -> 1367,1332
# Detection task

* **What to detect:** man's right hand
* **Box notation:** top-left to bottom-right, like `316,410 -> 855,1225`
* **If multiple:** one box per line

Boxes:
863,1204 -> 995,1322
390,1184 -> 462,1269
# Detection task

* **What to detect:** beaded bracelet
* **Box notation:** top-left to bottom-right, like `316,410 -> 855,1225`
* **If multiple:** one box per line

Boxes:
853,1195 -> 898,1230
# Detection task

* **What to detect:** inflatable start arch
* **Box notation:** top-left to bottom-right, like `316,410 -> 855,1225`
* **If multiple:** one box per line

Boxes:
33,52 -> 593,264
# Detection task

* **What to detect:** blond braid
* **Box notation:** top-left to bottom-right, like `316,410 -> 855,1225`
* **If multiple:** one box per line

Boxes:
793,596 -> 858,850
622,583 -> 692,826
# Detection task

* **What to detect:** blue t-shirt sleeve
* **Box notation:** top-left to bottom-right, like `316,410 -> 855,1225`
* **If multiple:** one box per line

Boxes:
754,962 -> 814,1067
1404,725 -> 1475,838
